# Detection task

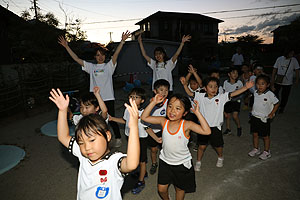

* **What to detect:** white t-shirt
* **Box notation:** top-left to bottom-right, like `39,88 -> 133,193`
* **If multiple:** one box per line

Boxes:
231,53 -> 244,65
273,56 -> 300,85
252,90 -> 279,123
73,112 -> 109,126
159,120 -> 192,167
223,80 -> 243,101
82,60 -> 117,101
194,92 -> 230,130
148,58 -> 177,91
149,99 -> 168,133
123,108 -> 148,138
69,137 -> 126,200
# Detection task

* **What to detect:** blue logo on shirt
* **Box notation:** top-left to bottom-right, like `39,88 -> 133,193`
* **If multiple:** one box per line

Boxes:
95,186 -> 109,199
160,109 -> 166,115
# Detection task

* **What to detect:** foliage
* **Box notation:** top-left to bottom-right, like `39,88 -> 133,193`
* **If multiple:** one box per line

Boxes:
65,19 -> 87,42
237,34 -> 264,44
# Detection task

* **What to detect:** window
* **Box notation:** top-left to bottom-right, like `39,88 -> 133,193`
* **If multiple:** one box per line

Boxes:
147,22 -> 150,31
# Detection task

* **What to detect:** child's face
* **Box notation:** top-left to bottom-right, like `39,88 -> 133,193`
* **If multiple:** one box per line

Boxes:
228,70 -> 239,81
210,72 -> 220,79
256,79 -> 269,94
78,131 -> 111,163
241,65 -> 249,73
154,86 -> 169,99
254,68 -> 263,76
154,51 -> 164,62
128,93 -> 144,107
80,102 -> 99,116
167,97 -> 186,121
95,50 -> 106,64
189,80 -> 199,91
205,81 -> 219,98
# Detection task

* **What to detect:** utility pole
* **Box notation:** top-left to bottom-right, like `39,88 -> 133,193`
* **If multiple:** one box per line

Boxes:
33,0 -> 38,20
108,32 -> 113,42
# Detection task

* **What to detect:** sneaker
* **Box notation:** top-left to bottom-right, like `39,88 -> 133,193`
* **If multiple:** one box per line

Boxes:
193,144 -> 199,152
259,150 -> 271,160
237,127 -> 242,137
149,163 -> 158,175
248,148 -> 261,157
216,157 -> 224,168
223,129 -> 231,135
131,181 -> 145,194
194,161 -> 201,171
114,138 -> 122,148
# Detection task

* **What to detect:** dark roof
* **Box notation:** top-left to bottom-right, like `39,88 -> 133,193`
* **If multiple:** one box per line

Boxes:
135,11 -> 223,25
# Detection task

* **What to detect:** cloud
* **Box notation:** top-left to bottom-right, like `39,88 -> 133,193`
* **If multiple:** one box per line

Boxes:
225,25 -> 256,34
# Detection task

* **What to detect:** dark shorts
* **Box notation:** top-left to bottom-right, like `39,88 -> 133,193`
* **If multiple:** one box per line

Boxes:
224,101 -> 241,113
147,131 -> 162,147
197,127 -> 224,147
158,159 -> 196,193
126,136 -> 148,162
250,116 -> 271,137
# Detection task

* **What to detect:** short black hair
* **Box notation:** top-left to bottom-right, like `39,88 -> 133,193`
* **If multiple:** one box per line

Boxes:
227,66 -> 239,74
168,93 -> 191,118
153,79 -> 170,90
79,93 -> 99,107
128,87 -> 146,101
208,68 -> 220,76
256,74 -> 270,84
203,77 -> 220,87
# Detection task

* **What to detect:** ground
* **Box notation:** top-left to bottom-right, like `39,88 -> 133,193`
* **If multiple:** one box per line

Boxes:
0,77 -> 299,200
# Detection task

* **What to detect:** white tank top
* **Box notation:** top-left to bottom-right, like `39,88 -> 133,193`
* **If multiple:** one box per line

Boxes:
159,119 -> 192,165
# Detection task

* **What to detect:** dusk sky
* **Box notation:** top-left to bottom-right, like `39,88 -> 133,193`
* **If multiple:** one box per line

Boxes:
2,0 -> 300,44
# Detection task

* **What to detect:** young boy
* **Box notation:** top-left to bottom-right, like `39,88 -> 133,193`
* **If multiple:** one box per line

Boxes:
208,68 -> 224,94
248,75 -> 279,160
249,64 -> 264,108
223,67 -> 244,136
145,79 -> 170,175
109,88 -> 150,194
181,76 -> 254,170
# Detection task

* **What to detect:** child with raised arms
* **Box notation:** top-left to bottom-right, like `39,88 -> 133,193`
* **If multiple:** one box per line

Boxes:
248,74 -> 279,160
138,34 -> 191,93
181,76 -> 254,171
58,31 -> 131,147
49,88 -> 140,200
141,93 -> 211,200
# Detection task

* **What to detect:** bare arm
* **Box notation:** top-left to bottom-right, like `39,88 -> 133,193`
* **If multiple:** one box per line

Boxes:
141,94 -> 166,126
189,64 -> 203,87
58,36 -> 84,66
146,127 -> 162,143
171,35 -> 191,63
112,31 -> 131,65
120,99 -> 140,173
49,89 -> 72,148
93,86 -> 108,120
268,103 -> 280,119
180,77 -> 194,97
270,68 -> 278,91
109,116 -> 126,124
138,34 -> 151,64
231,80 -> 254,98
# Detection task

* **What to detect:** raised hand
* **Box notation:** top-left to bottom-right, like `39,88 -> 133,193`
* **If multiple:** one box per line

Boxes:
124,98 -> 139,129
153,94 -> 164,104
180,76 -> 187,85
93,86 -> 100,96
245,80 -> 255,89
49,88 -> 69,111
122,30 -> 131,41
58,36 -> 68,48
190,100 -> 200,114
188,64 -> 197,74
182,35 -> 191,43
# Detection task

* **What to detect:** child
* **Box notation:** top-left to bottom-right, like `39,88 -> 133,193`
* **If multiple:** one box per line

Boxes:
248,75 -> 279,160
58,31 -> 131,147
141,93 -> 211,200
223,67 -> 244,136
109,88 -> 150,194
49,88 -> 140,200
249,64 -> 264,108
181,76 -> 254,170
185,64 -> 204,93
138,34 -> 191,93
208,68 -> 224,94
145,79 -> 170,175
71,86 -> 108,125
240,64 -> 253,110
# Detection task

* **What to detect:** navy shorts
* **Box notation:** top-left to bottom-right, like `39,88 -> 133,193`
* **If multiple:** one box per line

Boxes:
158,159 -> 196,193
224,100 -> 241,113
147,131 -> 162,147
197,127 -> 224,147
250,116 -> 271,137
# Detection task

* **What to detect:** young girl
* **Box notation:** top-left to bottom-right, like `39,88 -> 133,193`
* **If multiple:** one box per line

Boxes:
71,86 -> 108,125
248,75 -> 279,160
141,93 -> 210,200
49,88 -> 140,200
58,31 -> 131,147
137,34 -> 191,92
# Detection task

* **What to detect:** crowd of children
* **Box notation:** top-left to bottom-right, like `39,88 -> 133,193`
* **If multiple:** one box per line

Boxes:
49,32 -> 300,200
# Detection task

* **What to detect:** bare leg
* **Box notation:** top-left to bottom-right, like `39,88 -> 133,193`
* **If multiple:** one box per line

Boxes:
253,132 -> 259,149
263,136 -> 270,151
175,186 -> 185,200
158,184 -> 170,200
232,112 -> 241,128
224,112 -> 231,130
197,145 -> 207,161
215,147 -> 223,158
151,146 -> 158,164
139,162 -> 146,182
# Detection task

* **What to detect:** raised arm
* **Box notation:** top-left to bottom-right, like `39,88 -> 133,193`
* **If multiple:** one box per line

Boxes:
187,100 -> 211,135
171,35 -> 191,63
58,36 -> 84,66
180,76 -> 194,97
112,31 -> 131,65
141,94 -> 166,126
189,64 -> 203,87
49,88 -> 71,148
137,34 -> 151,64
93,86 -> 108,120
120,98 -> 140,173
109,116 -> 126,124
231,80 -> 254,98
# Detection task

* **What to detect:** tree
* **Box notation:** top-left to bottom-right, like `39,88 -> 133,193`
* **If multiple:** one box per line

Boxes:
65,19 -> 87,42
237,34 -> 264,44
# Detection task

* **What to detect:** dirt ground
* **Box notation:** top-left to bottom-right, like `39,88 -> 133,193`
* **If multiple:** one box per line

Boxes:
0,78 -> 300,200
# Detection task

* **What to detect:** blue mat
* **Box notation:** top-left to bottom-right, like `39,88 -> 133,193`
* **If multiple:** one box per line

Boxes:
41,120 -> 75,137
0,145 -> 25,175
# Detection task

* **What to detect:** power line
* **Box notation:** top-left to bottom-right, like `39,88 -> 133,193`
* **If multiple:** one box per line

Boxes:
81,18 -> 143,25
222,10 -> 300,20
